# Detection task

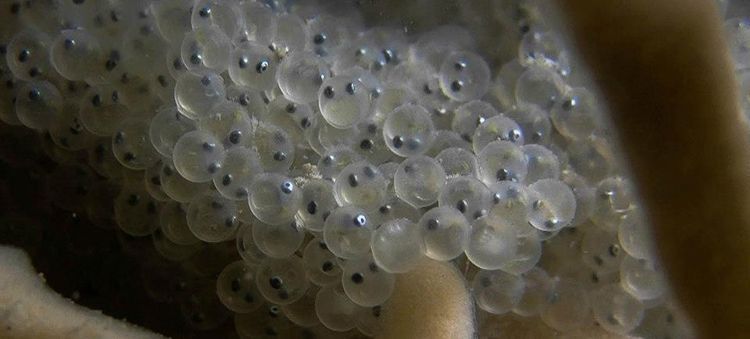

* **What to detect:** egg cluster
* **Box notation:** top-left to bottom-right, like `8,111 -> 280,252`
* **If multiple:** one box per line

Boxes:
0,0 -> 698,338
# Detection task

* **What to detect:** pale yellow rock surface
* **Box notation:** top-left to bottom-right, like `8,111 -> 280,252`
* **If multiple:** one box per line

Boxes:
0,246 -> 164,339
377,260 -> 475,339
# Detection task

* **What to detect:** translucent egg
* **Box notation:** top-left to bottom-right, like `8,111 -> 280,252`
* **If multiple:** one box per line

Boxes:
394,155 -> 446,208
260,97 -> 315,145
550,87 -> 600,141
318,147 -> 363,180
472,115 -> 524,154
87,138 -> 123,179
315,284 -> 359,332
226,84 -> 269,117
472,270 -> 525,315
353,120 -> 394,165
505,104 -> 553,145
318,74 -> 370,129
382,103 -> 435,157
581,227 -> 623,274
216,260 -> 263,313
159,202 -> 201,246
412,25 -> 476,70
94,46 -> 127,85
248,173 -> 302,225
180,282 -> 230,331
438,51 -> 490,101
197,101 -> 253,149
371,218 -> 425,273
523,144 -> 561,183
591,176 -> 634,229
212,146 -> 262,200
234,305 -> 292,338
526,179 -> 576,232
477,140 -> 528,185
253,220 -> 305,259
78,85 -> 128,136
165,46 -> 189,79
50,28 -> 103,81
110,73 -> 156,113
378,161 -> 399,184
191,0 -> 244,39
333,161 -> 388,211
540,278 -> 591,332
297,179 -> 337,232
256,256 -> 309,305
566,136 -> 613,182
632,305 -> 694,339
436,147 -> 478,177
254,122 -> 296,173
341,256 -> 395,307
144,162 -> 171,202
277,51 -> 330,104
417,206 -> 470,261
451,100 -> 500,145
306,14 -> 348,59
364,26 -> 409,74
515,65 -> 566,110
151,0 -> 193,43
498,223 -> 543,275
149,106 -> 196,157
617,210 -> 656,260
48,101 -> 95,151
270,13 -> 307,56
518,30 -> 570,76
0,74 -> 19,126
346,66 -> 383,105
333,36 -> 387,75
318,121 -> 359,150
228,41 -> 277,91
159,161 -> 210,203
323,205 -> 374,259
114,186 -> 160,236
438,176 -> 491,220
236,0 -> 274,44
236,224 -> 267,264
174,71 -> 226,120
121,19 -> 167,72
373,86 -> 415,119
427,130 -> 473,156
355,304 -> 384,337
6,30 -> 51,81
303,238 -> 343,286
149,70 -> 176,103
513,268 -> 554,316
172,130 -> 226,183
282,287 -> 321,328
180,24 -> 231,72
371,196 -> 421,224
186,191 -> 239,243
466,217 -> 519,270
152,227 -> 203,261
562,170 -> 596,227
234,196 -> 259,224
620,255 -> 666,301
112,119 -> 160,170
590,284 -> 645,334
15,80 -> 62,131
